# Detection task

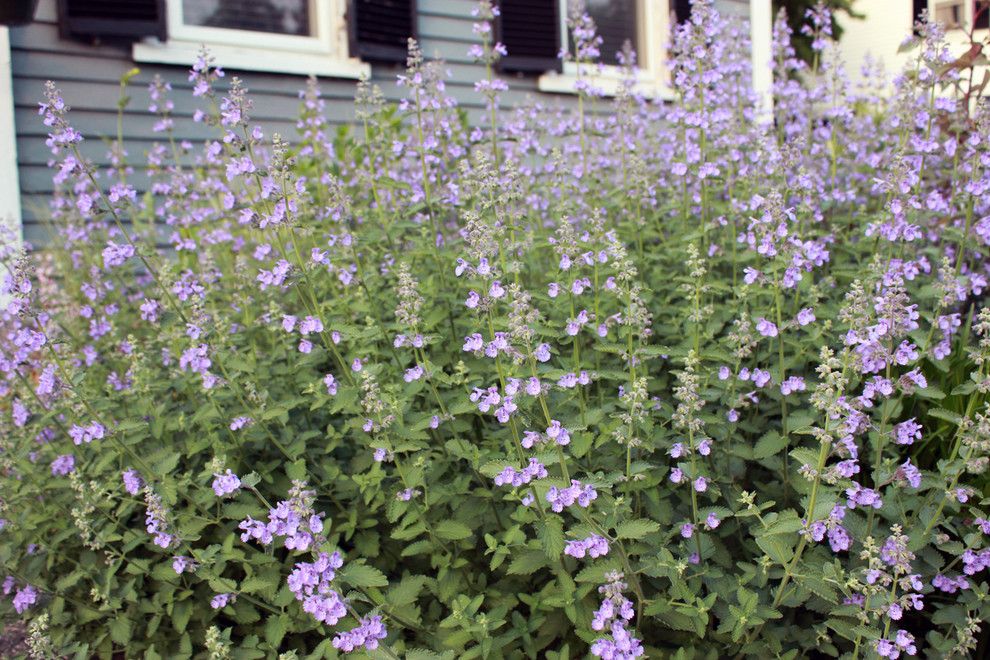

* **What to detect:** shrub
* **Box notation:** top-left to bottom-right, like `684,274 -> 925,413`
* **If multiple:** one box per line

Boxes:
2,1 -> 990,658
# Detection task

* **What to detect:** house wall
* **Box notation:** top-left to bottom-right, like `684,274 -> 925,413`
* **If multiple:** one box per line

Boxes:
9,0 -> 752,245
838,0 -> 989,85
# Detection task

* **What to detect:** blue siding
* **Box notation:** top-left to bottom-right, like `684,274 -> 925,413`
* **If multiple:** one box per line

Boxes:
10,0 -> 750,244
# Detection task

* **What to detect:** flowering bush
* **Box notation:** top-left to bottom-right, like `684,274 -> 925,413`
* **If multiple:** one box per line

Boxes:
3,1 -> 990,657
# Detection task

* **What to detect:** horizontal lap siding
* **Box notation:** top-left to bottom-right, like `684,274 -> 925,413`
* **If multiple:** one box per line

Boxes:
9,0 -> 572,244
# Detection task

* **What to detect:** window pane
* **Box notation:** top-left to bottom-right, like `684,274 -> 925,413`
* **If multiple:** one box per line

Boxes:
585,0 -> 637,66
182,0 -> 312,36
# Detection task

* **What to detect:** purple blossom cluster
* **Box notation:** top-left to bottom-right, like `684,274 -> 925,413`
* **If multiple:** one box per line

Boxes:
238,481 -> 325,550
564,534 -> 609,559
287,551 -> 346,625
332,615 -> 388,653
545,480 -> 598,513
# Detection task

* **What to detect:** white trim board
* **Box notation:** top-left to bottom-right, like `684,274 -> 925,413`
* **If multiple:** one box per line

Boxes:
0,27 -> 23,244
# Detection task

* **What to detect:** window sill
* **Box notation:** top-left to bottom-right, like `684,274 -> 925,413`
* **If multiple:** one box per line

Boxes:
133,40 -> 371,79
537,71 -> 674,101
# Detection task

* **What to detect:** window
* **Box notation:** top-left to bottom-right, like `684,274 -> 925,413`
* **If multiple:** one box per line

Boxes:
976,0 -> 989,29
578,0 -> 638,66
133,0 -> 370,79
934,0 -> 964,28
536,0 -> 673,99
179,0 -> 312,37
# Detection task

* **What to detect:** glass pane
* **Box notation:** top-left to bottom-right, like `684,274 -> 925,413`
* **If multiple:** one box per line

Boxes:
584,0 -> 637,66
182,0 -> 312,36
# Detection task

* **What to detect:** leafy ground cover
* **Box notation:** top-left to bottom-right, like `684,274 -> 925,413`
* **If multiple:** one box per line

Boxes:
2,1 -> 990,658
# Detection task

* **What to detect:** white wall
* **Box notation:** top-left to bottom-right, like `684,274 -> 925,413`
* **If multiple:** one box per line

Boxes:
838,0 -> 989,86
838,0 -> 915,83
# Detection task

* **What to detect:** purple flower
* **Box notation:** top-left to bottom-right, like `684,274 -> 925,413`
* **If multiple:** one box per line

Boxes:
145,490 -> 177,549
69,421 -> 106,445
229,416 -> 252,431
239,481 -> 324,551
323,373 -> 339,396
299,316 -> 323,335
535,343 -> 552,362
896,460 -> 922,488
590,621 -> 644,659
846,484 -> 883,509
212,469 -> 242,497
780,376 -> 806,395
50,454 -> 75,476
756,318 -> 778,337
546,420 -> 571,446
210,593 -> 236,609
102,241 -> 135,268
564,534 -> 610,559
704,512 -> 721,530
172,556 -> 196,574
463,333 -> 484,352
545,480 -> 598,512
892,418 -> 922,445
332,615 -> 388,653
796,308 -> 816,326
122,469 -> 143,495
493,458 -> 547,487
12,585 -> 37,613
288,551 -> 346,625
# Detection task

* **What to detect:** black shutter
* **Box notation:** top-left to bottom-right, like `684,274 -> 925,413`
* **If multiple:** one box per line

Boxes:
912,0 -> 926,34
497,0 -> 561,73
58,0 -> 165,40
0,0 -> 40,27
350,0 -> 416,63
673,0 -> 692,24
976,0 -> 989,29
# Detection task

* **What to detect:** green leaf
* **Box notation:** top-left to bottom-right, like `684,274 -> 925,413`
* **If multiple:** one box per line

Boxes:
264,613 -> 289,649
340,563 -> 389,588
507,550 -> 548,576
929,408 -> 963,425
615,519 -> 661,540
173,599 -> 192,633
109,616 -> 132,644
756,533 -> 794,565
286,459 -> 307,481
435,520 -> 472,541
539,517 -> 565,558
387,575 -> 428,607
753,431 -> 787,459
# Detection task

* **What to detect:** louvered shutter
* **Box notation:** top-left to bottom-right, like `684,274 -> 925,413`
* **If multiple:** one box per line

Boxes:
0,0 -> 39,26
350,0 -> 416,63
58,0 -> 165,39
497,0 -> 561,73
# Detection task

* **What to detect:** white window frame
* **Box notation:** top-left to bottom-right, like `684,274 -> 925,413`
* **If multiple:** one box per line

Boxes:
538,0 -> 674,100
0,27 -> 22,257
133,0 -> 369,79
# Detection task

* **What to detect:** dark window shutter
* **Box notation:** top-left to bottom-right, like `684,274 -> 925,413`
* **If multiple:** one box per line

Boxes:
350,0 -> 416,63
673,0 -> 692,24
912,0 -> 926,34
976,0 -> 989,29
497,0 -> 561,73
58,0 -> 165,40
